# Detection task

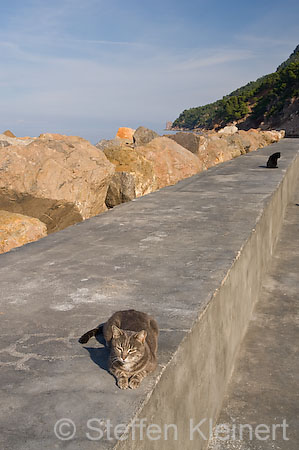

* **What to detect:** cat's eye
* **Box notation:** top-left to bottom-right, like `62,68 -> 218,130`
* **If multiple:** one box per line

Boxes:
128,349 -> 136,353
116,346 -> 122,351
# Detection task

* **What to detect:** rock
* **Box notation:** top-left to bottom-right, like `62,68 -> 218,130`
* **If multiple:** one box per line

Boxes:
39,133 -> 67,140
0,210 -> 47,254
0,140 -> 10,148
218,125 -> 238,135
103,137 -> 202,196
136,137 -> 203,189
175,129 -> 284,171
278,130 -> 286,139
260,130 -> 285,144
221,133 -> 248,156
2,130 -> 15,138
166,132 -> 203,154
161,129 -> 284,172
236,129 -> 283,153
133,127 -> 159,146
102,143 -> 157,197
116,127 -> 135,141
0,135 -> 115,233
164,131 -> 240,168
96,138 -> 133,151
106,172 -> 136,208
236,129 -> 262,152
18,136 -> 35,140
196,135 -> 233,169
202,131 -> 260,168
0,134 -> 34,147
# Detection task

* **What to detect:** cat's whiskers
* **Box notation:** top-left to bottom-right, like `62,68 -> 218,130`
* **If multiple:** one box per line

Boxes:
110,356 -> 120,363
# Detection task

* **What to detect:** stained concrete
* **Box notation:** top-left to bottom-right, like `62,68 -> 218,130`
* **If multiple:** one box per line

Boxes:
208,202 -> 299,450
0,139 -> 298,450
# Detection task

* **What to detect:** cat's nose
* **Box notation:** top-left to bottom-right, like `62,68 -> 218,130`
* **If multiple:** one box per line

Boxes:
122,353 -> 128,360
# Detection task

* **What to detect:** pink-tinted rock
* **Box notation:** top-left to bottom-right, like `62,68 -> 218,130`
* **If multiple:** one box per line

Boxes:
0,135 -> 115,232
136,137 -> 203,189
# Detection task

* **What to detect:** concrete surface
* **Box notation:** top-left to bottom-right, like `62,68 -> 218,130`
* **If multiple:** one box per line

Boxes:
0,139 -> 298,450
208,202 -> 299,450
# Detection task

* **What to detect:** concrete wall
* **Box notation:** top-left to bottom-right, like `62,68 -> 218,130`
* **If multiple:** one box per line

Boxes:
116,141 -> 299,450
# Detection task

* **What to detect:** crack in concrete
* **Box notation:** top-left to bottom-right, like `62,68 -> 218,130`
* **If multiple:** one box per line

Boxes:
0,332 -> 82,371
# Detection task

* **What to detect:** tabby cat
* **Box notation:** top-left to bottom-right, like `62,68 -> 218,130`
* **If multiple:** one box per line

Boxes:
79,309 -> 159,389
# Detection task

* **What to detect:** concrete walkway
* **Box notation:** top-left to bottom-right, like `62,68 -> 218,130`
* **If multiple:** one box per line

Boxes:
208,202 -> 299,450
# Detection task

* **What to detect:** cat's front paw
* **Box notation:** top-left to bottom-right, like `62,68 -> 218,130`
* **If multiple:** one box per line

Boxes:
129,377 -> 141,389
117,377 -> 129,389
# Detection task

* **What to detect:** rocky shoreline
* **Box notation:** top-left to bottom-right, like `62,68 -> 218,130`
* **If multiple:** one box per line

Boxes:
0,126 -> 285,254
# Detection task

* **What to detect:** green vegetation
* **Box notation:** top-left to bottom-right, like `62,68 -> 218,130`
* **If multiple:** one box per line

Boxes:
172,45 -> 299,130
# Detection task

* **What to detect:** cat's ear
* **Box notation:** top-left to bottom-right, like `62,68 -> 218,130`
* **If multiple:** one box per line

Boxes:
112,325 -> 123,339
134,330 -> 147,344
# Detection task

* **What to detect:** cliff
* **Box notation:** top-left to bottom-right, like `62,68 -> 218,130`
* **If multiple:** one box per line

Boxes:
172,45 -> 299,136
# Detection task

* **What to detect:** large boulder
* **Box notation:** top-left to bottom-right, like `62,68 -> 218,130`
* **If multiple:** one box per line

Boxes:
105,172 -> 136,208
218,125 -> 238,135
166,132 -> 203,154
133,126 -> 159,146
2,130 -> 16,138
0,133 -> 34,147
195,134 -> 236,169
0,134 -> 115,233
0,210 -> 47,254
102,143 -> 157,197
102,136 -> 203,198
96,138 -> 133,151
220,133 -> 248,156
136,137 -> 203,189
0,140 -> 10,148
162,132 -> 230,169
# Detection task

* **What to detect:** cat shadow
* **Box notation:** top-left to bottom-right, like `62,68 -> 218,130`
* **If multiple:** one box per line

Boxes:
82,334 -> 110,372
258,165 -> 278,169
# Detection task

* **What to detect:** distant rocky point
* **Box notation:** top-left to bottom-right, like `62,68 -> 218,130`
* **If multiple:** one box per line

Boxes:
0,126 -> 285,253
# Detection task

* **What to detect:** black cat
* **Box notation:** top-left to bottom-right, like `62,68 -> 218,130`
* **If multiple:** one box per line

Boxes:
267,152 -> 281,168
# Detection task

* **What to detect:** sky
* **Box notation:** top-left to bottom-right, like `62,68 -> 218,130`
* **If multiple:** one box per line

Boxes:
0,0 -> 298,143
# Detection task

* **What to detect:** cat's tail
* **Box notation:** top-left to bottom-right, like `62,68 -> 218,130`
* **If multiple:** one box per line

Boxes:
78,323 -> 104,344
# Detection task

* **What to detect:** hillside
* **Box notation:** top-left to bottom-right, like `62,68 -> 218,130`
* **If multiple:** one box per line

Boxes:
172,45 -> 299,136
